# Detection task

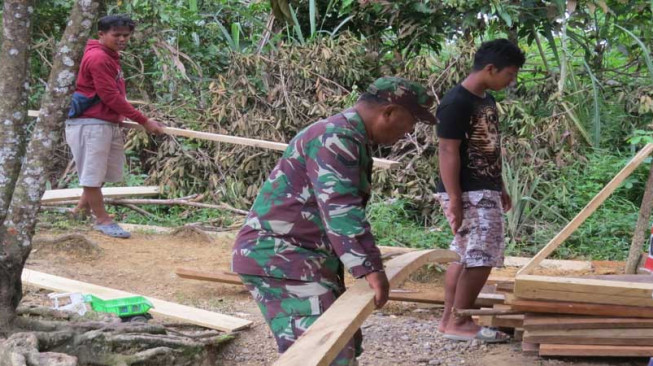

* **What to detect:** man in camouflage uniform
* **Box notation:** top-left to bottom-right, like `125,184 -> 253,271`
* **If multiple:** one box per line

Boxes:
232,77 -> 437,365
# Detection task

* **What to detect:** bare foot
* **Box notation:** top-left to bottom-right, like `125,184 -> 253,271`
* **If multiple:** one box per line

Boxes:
438,314 -> 450,333
444,317 -> 480,338
70,208 -> 91,221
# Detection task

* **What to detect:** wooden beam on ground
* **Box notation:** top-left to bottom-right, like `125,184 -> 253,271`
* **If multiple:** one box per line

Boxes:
122,121 -> 400,170
524,328 -> 653,346
175,267 -> 502,307
539,344 -> 653,357
523,314 -> 653,330
273,249 -> 459,366
176,268 -> 243,285
41,186 -> 160,204
517,143 -> 653,276
506,297 -> 653,318
21,269 -> 251,332
514,275 -> 653,307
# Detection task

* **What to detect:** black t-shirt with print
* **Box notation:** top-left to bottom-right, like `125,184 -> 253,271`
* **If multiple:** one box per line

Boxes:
436,84 -> 502,193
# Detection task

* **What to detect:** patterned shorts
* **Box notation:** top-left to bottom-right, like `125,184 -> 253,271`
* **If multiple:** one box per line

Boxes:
436,190 -> 505,268
240,275 -> 361,366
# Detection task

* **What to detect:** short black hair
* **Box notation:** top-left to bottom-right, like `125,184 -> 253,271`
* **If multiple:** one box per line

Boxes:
98,15 -> 135,32
357,93 -> 390,105
473,39 -> 525,71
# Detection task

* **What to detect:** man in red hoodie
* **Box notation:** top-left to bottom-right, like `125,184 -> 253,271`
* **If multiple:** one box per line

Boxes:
65,15 -> 163,238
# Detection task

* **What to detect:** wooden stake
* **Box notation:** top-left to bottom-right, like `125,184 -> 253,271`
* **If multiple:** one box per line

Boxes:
625,160 -> 653,274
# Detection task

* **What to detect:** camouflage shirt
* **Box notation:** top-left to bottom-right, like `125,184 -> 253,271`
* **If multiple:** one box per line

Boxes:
231,109 -> 383,284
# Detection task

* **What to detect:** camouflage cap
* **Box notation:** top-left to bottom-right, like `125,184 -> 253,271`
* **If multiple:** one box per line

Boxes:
366,76 -> 437,125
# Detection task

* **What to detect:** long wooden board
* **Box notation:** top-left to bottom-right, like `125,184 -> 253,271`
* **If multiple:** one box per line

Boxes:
539,344 -> 653,357
524,328 -> 653,346
506,297 -> 653,318
21,269 -> 251,332
515,275 -> 653,299
42,186 -> 160,203
517,143 -> 653,275
122,121 -> 400,170
515,287 -> 653,307
524,314 -> 653,330
273,249 -> 459,366
175,267 -> 502,307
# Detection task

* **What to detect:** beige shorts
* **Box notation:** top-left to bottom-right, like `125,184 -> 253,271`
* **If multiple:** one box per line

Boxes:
65,118 -> 125,187
436,190 -> 505,268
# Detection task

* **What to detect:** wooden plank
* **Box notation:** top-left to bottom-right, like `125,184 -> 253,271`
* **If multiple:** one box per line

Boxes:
506,297 -> 653,318
42,186 -> 160,203
524,328 -> 653,346
477,314 -> 524,329
515,275 -> 653,299
514,328 -> 524,342
455,308 -> 522,317
524,314 -> 653,330
176,267 -> 503,307
504,257 -> 591,271
176,268 -> 243,285
21,269 -> 251,332
273,249 -> 459,366
517,143 -> 653,275
122,121 -> 400,170
539,344 -> 653,357
515,287 -> 653,307
521,341 -> 539,355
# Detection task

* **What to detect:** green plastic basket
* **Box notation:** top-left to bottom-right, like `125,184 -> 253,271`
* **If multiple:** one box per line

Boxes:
84,294 -> 153,318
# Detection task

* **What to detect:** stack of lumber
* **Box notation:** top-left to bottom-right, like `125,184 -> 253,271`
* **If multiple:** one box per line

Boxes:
474,274 -> 653,358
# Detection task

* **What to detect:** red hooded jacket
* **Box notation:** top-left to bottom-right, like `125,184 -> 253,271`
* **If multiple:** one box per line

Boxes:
74,40 -> 148,124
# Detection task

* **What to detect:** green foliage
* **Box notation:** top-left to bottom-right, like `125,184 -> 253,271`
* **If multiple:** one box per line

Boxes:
526,152 -> 651,260
367,198 -> 451,250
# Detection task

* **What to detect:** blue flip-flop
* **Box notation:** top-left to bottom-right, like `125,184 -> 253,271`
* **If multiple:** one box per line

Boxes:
93,223 -> 131,239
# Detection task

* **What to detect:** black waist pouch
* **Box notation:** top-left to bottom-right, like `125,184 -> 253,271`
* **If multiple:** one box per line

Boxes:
68,92 -> 100,118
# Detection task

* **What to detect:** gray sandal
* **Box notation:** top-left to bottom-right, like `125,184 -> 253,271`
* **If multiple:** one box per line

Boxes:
443,327 -> 510,343
93,223 -> 131,239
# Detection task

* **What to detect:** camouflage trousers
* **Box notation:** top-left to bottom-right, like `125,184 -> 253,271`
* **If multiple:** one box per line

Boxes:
240,274 -> 362,366
436,190 -> 505,268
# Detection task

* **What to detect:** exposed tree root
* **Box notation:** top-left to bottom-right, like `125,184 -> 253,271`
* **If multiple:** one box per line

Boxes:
0,308 -> 235,366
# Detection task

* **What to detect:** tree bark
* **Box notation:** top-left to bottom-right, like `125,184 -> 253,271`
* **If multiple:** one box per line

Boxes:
625,161 -> 653,274
0,0 -> 100,330
0,0 -> 33,226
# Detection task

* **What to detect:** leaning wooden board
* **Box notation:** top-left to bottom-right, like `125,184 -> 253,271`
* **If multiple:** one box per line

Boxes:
22,269 -> 251,332
517,143 -> 653,275
42,186 -> 160,203
273,249 -> 459,366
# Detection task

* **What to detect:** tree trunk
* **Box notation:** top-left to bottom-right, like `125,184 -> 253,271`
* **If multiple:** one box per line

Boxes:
625,161 -> 653,274
0,0 -> 100,331
0,0 -> 33,226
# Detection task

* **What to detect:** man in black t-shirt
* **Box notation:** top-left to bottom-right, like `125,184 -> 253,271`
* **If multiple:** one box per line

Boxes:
436,39 -> 525,343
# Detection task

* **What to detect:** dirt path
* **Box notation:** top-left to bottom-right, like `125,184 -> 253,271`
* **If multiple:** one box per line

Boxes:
21,226 -> 649,366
